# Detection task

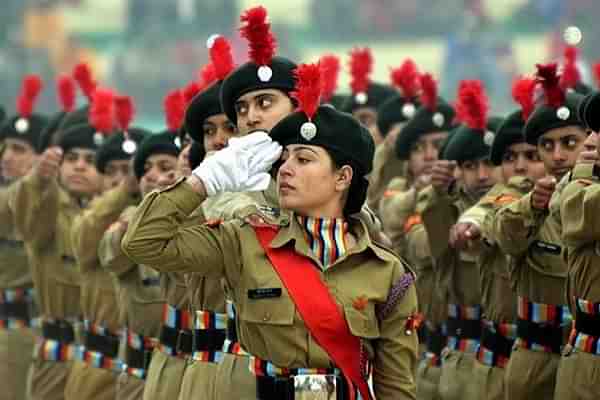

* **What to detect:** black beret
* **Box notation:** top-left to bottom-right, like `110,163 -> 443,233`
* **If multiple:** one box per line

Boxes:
376,95 -> 421,138
524,92 -> 584,145
133,132 -> 181,180
341,83 -> 397,114
490,110 -> 527,166
38,111 -> 67,152
0,113 -> 48,152
57,124 -> 102,154
327,94 -> 348,110
184,82 -> 222,142
395,99 -> 457,160
270,105 -> 374,215
442,116 -> 503,163
95,128 -> 150,173
188,140 -> 205,170
220,56 -> 297,125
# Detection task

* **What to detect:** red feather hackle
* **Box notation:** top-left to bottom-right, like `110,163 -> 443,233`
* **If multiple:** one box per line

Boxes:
593,62 -> 600,88
240,6 -> 276,66
73,63 -> 97,101
511,77 -> 536,121
57,76 -> 76,113
419,73 -> 438,111
291,63 -> 322,121
210,36 -> 235,81
115,95 -> 135,132
455,80 -> 488,131
560,46 -> 581,90
89,88 -> 115,134
349,47 -> 373,95
164,90 -> 185,132
198,63 -> 217,89
390,59 -> 420,98
183,81 -> 202,105
16,75 -> 44,118
536,63 -> 565,108
319,54 -> 340,102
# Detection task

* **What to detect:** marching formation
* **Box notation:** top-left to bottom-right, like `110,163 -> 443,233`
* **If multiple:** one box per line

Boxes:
0,5 -> 599,400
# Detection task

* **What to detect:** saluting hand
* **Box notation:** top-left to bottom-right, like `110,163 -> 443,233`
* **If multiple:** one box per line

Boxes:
431,160 -> 457,194
35,146 -> 62,183
450,222 -> 482,251
531,176 -> 557,211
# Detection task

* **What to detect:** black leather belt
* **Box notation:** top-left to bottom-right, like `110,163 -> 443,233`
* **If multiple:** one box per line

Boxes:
0,302 -> 31,320
84,331 -> 120,358
516,318 -> 563,354
159,325 -> 194,354
42,320 -> 75,343
257,374 -> 352,400
125,345 -> 153,371
193,329 -> 226,352
446,318 -> 482,340
575,310 -> 600,337
426,326 -> 447,355
480,324 -> 514,358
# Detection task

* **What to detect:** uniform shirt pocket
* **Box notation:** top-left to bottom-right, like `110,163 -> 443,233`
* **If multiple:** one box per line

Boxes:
344,305 -> 380,339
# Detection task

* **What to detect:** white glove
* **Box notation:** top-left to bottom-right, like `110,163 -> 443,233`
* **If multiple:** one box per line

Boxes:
193,131 -> 282,196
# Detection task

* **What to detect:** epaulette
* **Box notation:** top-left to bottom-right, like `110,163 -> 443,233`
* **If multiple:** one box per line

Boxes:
237,204 -> 290,228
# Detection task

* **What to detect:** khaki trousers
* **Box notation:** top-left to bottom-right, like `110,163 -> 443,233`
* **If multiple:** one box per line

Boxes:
554,349 -> 600,400
214,353 -> 257,400
116,372 -> 145,400
472,359 -> 507,400
438,350 -> 479,400
0,329 -> 34,400
177,359 -> 219,400
504,346 -> 559,400
26,358 -> 72,400
142,349 -> 186,400
416,360 -> 442,400
63,360 -> 118,400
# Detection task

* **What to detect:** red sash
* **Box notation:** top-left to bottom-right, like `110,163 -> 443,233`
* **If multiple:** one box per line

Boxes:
253,226 -> 372,400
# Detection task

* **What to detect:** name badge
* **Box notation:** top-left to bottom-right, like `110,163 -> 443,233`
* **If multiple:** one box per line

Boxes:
248,288 -> 282,299
532,240 -> 561,255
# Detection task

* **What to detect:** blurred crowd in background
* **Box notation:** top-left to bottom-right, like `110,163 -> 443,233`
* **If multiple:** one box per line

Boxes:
2,0 -> 600,128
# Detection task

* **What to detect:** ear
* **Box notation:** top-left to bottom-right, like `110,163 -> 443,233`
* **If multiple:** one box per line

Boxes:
335,165 -> 354,192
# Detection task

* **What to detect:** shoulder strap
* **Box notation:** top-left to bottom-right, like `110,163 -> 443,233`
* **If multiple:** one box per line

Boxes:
253,226 -> 372,400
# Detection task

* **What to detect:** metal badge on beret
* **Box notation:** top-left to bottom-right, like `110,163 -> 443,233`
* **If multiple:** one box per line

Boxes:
93,132 -> 105,146
300,121 -> 317,141
483,130 -> 495,147
174,137 -> 182,149
257,65 -> 273,82
556,106 -> 570,121
355,92 -> 368,105
432,112 -> 445,128
402,102 -> 416,119
122,139 -> 137,154
14,117 -> 29,134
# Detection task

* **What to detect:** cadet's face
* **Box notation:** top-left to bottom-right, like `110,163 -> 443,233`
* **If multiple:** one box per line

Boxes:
139,153 -> 178,196
501,142 -> 545,182
103,159 -> 131,191
353,107 -> 381,145
235,89 -> 295,135
408,131 -> 448,180
460,158 -> 499,198
1,138 -> 38,181
537,125 -> 586,179
277,144 -> 352,218
60,148 -> 102,197
203,114 -> 239,153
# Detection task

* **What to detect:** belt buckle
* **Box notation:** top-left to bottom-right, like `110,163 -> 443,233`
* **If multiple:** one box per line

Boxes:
293,374 -> 337,399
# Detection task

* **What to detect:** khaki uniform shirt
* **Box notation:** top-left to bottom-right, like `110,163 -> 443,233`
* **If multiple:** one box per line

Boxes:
367,142 -> 407,214
379,178 -> 414,256
71,184 -> 138,332
417,184 -> 480,308
121,179 -> 418,400
11,173 -> 83,319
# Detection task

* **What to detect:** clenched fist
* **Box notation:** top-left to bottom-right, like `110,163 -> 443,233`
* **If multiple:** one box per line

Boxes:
431,160 -> 457,194
577,150 -> 598,165
450,222 -> 482,251
35,147 -> 62,183
531,176 -> 557,211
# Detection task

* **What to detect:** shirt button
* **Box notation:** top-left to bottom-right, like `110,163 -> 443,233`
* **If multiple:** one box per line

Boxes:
263,313 -> 271,321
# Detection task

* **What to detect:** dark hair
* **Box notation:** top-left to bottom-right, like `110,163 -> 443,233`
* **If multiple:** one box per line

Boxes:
325,147 -> 368,216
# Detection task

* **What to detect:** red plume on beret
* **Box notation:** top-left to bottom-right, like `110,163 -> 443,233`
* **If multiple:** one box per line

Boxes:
419,73 -> 438,111
291,63 -> 322,121
560,46 -> 581,90
592,61 -> 600,89
57,75 -> 76,113
511,77 -> 536,121
536,63 -> 565,108
240,6 -> 276,66
319,54 -> 340,103
183,81 -> 202,105
348,47 -> 372,95
89,88 -> 115,134
164,90 -> 185,132
115,95 -> 135,132
390,59 -> 420,98
210,36 -> 235,81
455,80 -> 488,131
16,75 -> 44,118
73,63 -> 97,101
198,63 -> 217,90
